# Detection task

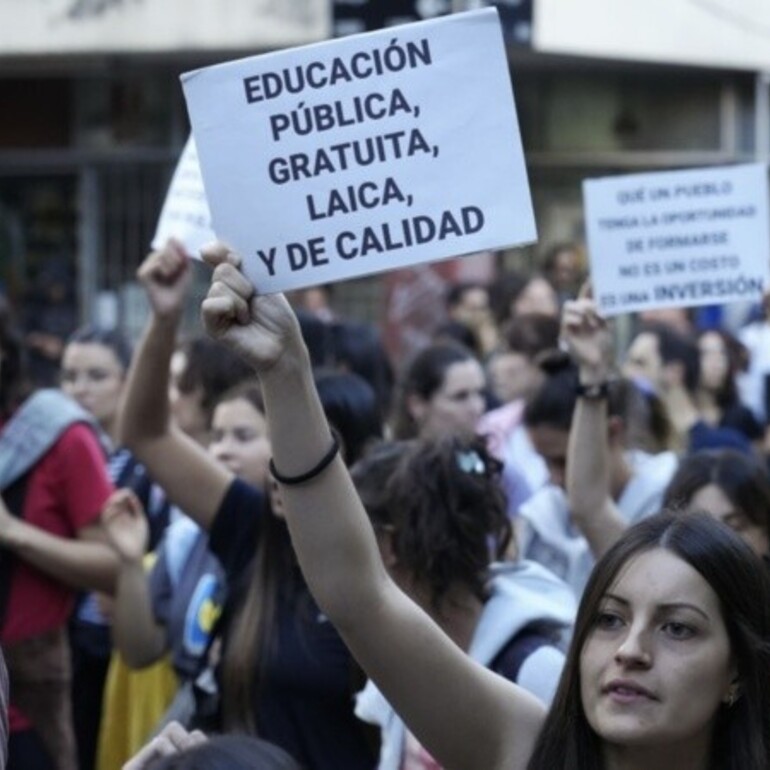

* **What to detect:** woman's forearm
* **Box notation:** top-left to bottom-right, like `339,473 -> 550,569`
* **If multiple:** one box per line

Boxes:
119,313 -> 179,448
1,521 -> 118,594
111,559 -> 167,669
260,351 -> 390,631
567,397 -> 626,559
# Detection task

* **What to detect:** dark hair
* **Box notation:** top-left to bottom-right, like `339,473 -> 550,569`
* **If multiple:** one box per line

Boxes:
433,320 -> 480,356
540,241 -> 586,298
489,271 -> 556,327
523,353 -> 579,432
489,271 -> 529,326
352,435 -> 511,608
528,510 -> 770,770
175,336 -> 255,427
445,281 -> 487,310
65,325 -> 133,371
222,371 -> 381,731
150,733 -> 301,770
524,355 -> 642,440
331,321 -> 394,420
541,241 -> 582,276
642,324 -> 700,394
0,297 -> 27,418
663,449 -> 770,539
315,369 -> 383,466
502,313 -> 561,359
391,341 -> 477,440
697,329 -> 744,409
215,381 -> 265,415
294,314 -> 395,420
222,493 -> 294,734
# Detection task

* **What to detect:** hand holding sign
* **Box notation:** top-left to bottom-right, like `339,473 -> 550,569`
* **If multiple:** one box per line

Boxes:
201,242 -> 302,375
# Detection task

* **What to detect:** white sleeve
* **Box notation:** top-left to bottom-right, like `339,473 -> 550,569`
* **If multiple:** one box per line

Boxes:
515,645 -> 566,706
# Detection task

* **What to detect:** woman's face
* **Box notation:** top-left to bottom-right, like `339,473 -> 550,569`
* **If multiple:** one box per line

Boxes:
209,397 -> 271,489
411,359 -> 486,439
61,342 -> 125,429
698,333 -> 729,393
580,548 -> 735,760
688,483 -> 769,557
513,278 -> 559,318
486,351 -> 541,404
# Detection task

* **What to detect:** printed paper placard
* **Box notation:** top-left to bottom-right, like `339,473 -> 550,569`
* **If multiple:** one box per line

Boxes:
152,136 -> 216,257
181,8 -> 536,293
584,163 -> 770,316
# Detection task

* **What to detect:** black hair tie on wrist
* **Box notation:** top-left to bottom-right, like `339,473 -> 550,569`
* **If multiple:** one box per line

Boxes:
269,436 -> 340,486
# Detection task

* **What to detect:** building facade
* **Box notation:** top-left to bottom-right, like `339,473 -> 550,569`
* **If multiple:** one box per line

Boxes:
0,0 -> 765,373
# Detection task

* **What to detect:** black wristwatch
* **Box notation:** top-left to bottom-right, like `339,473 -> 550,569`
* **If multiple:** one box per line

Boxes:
575,381 -> 610,399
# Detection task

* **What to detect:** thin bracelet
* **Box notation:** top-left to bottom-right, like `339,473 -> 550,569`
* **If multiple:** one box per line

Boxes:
269,436 -> 340,486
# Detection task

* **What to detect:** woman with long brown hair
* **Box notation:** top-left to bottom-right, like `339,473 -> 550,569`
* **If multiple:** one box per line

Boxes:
112,242 -> 380,769
200,243 -> 770,770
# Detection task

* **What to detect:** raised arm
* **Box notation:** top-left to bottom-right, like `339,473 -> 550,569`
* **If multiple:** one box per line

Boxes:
562,298 -> 627,559
200,245 -> 545,770
118,241 -> 233,530
102,489 -> 167,668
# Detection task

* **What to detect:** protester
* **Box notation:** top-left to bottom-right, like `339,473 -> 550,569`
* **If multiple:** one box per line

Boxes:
517,342 -> 677,594
96,278 -> 256,770
662,449 -> 770,559
623,323 -> 751,453
541,242 -> 586,305
0,284 -> 117,770
439,280 -> 498,358
736,290 -> 770,426
61,326 -> 174,770
489,271 -> 558,329
116,241 -> 378,770
294,310 -> 394,422
694,329 -> 763,446
351,436 -> 574,769
513,298 -> 684,590
479,313 -> 560,492
484,313 -> 560,407
391,340 -> 487,441
105,384 -> 268,681
168,335 -> 255,448
391,339 -> 531,516
199,243 -> 770,770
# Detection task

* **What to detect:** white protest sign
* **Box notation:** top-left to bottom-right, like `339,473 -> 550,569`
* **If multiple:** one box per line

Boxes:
584,163 -> 770,317
181,8 -> 536,294
152,136 -> 216,258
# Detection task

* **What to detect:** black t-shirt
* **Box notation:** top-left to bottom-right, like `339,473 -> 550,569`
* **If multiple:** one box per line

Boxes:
720,403 -> 764,442
209,478 -> 376,770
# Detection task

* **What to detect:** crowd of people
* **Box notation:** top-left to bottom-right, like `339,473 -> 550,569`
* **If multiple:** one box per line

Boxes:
0,234 -> 769,770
